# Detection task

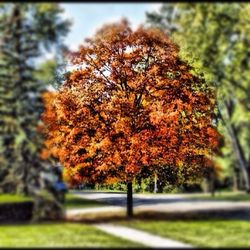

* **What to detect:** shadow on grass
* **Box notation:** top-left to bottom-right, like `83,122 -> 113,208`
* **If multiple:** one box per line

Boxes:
2,208 -> 250,226
65,208 -> 250,225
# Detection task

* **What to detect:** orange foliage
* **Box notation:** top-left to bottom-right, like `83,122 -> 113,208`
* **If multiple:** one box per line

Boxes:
41,19 -> 221,185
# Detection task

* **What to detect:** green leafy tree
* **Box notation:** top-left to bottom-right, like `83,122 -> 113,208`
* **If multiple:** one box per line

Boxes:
146,3 -> 250,192
0,3 -> 71,219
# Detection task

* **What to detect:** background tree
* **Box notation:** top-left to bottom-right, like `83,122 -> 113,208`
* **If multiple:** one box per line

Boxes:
146,3 -> 250,192
132,159 -> 220,194
0,3 -> 71,219
41,19 -> 220,217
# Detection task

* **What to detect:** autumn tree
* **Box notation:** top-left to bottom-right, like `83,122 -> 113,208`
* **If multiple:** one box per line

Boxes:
146,3 -> 250,192
41,19 -> 220,217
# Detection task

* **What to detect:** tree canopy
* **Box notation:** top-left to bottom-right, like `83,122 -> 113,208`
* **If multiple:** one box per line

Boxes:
41,19 -> 220,187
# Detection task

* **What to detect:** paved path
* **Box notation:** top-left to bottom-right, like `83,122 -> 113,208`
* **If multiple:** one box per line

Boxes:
71,191 -> 196,207
70,191 -> 250,208
94,223 -> 192,248
67,205 -> 125,217
68,191 -> 250,219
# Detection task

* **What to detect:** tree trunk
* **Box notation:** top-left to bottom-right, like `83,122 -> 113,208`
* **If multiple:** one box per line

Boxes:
223,101 -> 250,192
153,173 -> 158,194
246,167 -> 250,193
202,178 -> 210,193
233,167 -> 240,192
230,124 -> 250,192
127,182 -> 133,217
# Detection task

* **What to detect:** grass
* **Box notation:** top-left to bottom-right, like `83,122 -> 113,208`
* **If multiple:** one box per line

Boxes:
0,193 -> 106,209
117,219 -> 250,248
188,192 -> 250,202
0,222 -> 142,248
0,194 -> 32,203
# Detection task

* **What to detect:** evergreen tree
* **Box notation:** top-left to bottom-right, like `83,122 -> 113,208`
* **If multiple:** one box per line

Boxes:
146,3 -> 250,192
0,3 -> 71,219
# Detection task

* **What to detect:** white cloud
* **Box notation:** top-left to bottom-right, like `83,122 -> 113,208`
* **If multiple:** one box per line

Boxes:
69,42 -> 81,51
146,3 -> 162,13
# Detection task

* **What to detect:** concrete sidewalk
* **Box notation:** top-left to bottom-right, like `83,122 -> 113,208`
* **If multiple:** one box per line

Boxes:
66,205 -> 124,217
94,223 -> 192,248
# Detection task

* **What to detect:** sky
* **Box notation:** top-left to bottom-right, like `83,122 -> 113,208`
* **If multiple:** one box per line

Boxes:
60,3 -> 162,51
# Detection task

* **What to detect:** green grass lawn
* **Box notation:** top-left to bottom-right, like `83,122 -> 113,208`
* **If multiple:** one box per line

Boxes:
0,193 -> 106,209
117,219 -> 250,248
0,222 -> 142,248
64,194 -> 106,209
0,194 -> 32,203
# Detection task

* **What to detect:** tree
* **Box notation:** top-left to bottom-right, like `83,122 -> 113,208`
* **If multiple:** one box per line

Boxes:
41,19 -> 220,217
146,3 -> 250,192
0,3 -> 71,219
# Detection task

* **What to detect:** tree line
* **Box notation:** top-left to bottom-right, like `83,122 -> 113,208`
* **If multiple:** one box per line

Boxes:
146,3 -> 250,192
